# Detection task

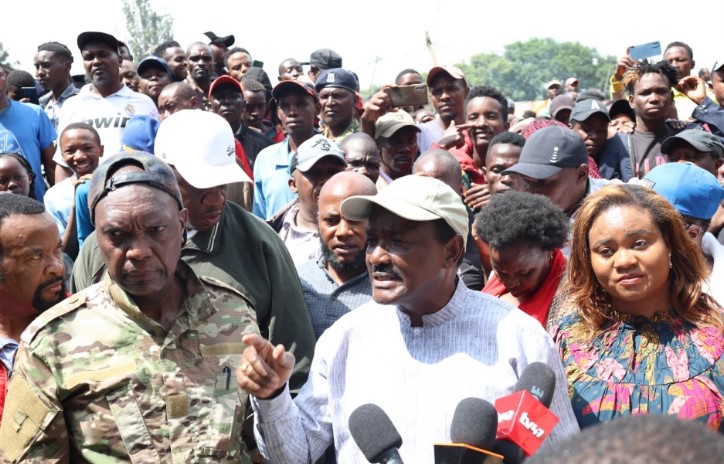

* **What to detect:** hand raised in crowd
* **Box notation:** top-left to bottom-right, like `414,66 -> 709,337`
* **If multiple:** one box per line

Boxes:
361,87 -> 394,124
678,75 -> 708,105
236,333 -> 296,399
463,183 -> 491,210
361,87 -> 395,136
437,120 -> 473,150
614,47 -> 635,81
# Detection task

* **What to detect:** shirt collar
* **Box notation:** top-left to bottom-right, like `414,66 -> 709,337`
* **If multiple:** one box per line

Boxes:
0,337 -> 19,374
80,83 -> 131,99
184,203 -> 227,255
396,278 -> 465,327
103,260 -> 217,336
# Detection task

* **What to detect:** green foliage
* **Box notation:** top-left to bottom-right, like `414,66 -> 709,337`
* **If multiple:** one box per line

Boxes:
0,43 -> 9,65
0,42 -> 19,68
457,38 -> 615,102
121,0 -> 174,60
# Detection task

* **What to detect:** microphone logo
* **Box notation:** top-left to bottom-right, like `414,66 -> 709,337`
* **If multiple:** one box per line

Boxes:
498,410 -> 514,423
530,386 -> 544,401
519,412 -> 545,438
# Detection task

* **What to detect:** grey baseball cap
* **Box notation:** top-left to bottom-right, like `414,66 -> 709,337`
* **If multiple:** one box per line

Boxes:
660,130 -> 724,158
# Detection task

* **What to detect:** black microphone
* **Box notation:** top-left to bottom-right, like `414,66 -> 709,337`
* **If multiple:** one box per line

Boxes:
515,362 -> 555,407
493,362 -> 558,463
349,403 -> 404,463
435,397 -> 504,463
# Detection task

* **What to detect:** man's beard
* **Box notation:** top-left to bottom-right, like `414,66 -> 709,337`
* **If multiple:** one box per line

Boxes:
321,241 -> 366,275
32,276 -> 66,313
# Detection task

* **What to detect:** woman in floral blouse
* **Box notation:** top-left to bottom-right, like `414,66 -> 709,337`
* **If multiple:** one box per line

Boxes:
551,184 -> 724,431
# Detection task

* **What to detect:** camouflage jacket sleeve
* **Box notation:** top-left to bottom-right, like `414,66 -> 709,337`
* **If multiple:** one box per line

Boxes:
0,299 -> 81,463
0,359 -> 69,462
1,270 -> 260,464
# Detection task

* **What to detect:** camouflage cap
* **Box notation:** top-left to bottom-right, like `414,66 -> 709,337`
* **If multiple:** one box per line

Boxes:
88,151 -> 183,224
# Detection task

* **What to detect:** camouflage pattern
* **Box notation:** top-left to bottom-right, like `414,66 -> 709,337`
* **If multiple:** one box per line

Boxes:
0,262 -> 258,463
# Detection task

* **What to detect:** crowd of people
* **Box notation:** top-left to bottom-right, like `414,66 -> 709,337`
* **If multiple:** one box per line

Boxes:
0,28 -> 723,463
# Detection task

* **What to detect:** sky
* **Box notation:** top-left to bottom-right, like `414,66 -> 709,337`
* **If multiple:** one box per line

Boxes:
4,0 -> 721,95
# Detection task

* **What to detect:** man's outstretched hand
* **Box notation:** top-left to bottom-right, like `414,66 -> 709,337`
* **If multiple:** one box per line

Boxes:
236,334 -> 295,399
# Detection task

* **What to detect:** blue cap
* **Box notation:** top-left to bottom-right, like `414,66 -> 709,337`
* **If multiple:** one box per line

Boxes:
137,56 -> 171,78
122,115 -> 160,154
315,68 -> 359,93
642,162 -> 724,220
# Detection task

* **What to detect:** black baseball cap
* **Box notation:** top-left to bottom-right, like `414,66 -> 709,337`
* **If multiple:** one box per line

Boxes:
608,99 -> 635,122
570,98 -> 611,123
77,31 -> 119,52
204,31 -> 235,48
502,126 -> 588,179
304,48 -> 342,70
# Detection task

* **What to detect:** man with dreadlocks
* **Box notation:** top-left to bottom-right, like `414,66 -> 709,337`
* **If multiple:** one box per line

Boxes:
617,60 -> 724,178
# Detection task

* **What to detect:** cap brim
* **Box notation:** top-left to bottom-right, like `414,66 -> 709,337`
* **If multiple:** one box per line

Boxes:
272,80 -> 316,100
571,109 -> 610,123
180,163 -> 251,189
296,154 -> 346,173
376,122 -> 421,139
77,31 -> 119,51
660,137 -> 678,155
138,61 -> 171,77
501,162 -> 563,179
341,195 -> 441,222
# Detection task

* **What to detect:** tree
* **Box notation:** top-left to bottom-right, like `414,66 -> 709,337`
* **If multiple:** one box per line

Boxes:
121,0 -> 174,60
0,42 -> 19,69
457,38 -> 615,102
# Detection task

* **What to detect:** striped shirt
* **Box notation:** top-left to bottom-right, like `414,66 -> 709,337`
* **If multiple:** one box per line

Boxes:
297,255 -> 372,339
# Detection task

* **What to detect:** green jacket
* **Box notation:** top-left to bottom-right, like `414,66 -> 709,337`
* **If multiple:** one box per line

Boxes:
71,201 -> 315,392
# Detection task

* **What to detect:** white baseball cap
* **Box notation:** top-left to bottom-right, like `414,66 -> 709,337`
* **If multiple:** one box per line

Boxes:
155,110 -> 251,188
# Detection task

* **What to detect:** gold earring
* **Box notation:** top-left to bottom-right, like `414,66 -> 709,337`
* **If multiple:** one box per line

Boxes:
669,252 -> 672,269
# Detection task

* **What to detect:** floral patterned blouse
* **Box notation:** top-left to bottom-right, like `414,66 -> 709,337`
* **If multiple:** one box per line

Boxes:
552,311 -> 724,431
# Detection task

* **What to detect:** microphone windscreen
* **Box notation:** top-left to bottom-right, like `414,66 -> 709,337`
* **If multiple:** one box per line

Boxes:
514,362 -> 556,407
450,397 -> 498,451
492,439 -> 526,464
349,403 -> 403,463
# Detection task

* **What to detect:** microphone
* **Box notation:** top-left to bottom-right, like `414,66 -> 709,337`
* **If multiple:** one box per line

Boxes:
493,362 -> 559,461
349,403 -> 404,463
434,397 -> 504,463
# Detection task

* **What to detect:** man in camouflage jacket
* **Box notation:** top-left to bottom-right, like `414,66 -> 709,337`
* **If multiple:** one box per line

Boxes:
0,152 -> 259,463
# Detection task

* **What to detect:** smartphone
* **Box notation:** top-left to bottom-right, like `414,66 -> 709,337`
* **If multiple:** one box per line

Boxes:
21,87 -> 40,105
629,41 -> 661,61
252,60 -> 264,68
385,84 -> 429,107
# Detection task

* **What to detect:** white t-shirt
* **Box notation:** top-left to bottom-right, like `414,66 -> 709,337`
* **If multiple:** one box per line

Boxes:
54,84 -> 159,167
